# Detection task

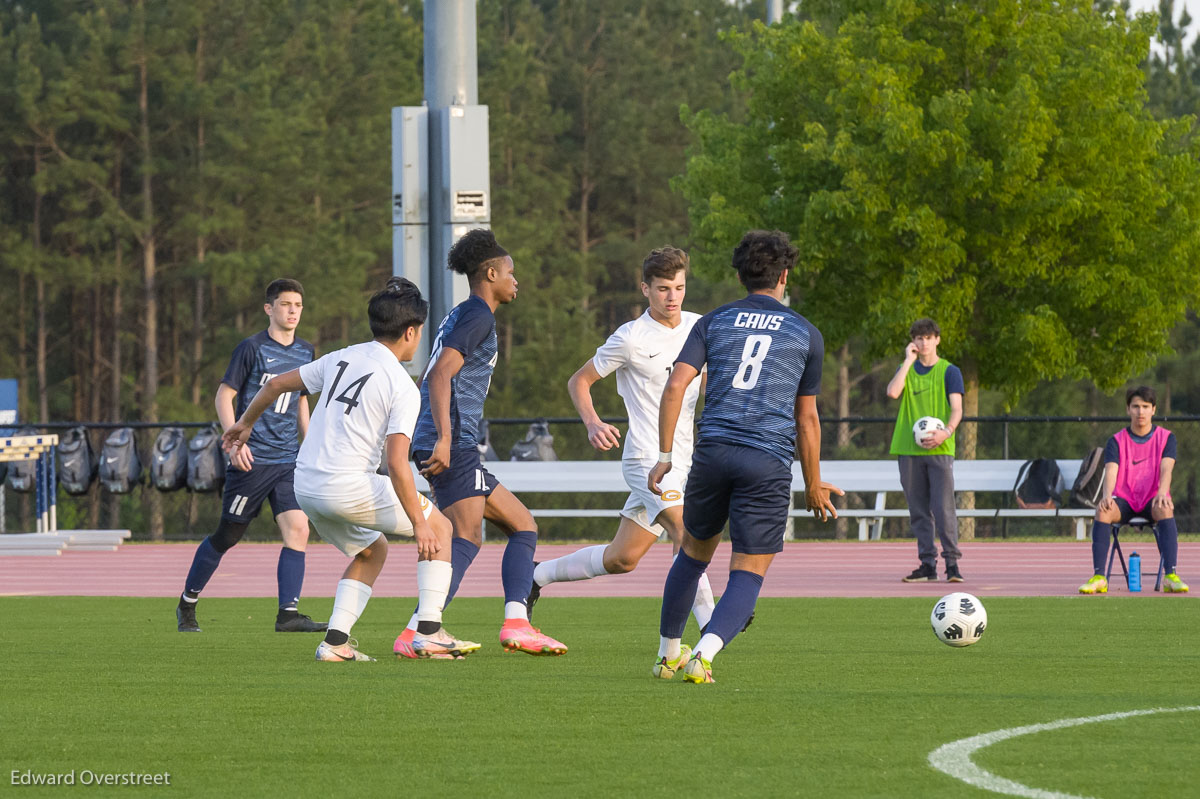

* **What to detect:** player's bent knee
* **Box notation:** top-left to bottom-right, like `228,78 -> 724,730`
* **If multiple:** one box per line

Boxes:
1153,508 -> 1174,522
358,536 -> 388,562
211,520 -> 249,553
280,526 -> 310,550
607,552 -> 640,574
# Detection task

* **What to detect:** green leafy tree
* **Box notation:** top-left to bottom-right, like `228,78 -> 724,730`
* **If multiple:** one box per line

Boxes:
679,0 -> 1200,423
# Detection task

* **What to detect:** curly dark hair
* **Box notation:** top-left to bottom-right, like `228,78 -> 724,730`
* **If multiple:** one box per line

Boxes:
730,230 -> 797,291
447,228 -> 510,284
369,277 -> 428,340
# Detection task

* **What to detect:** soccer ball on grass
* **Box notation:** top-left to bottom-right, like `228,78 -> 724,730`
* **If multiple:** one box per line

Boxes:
931,592 -> 987,647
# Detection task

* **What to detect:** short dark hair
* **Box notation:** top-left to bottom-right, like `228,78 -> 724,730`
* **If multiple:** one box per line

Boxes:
1126,385 -> 1157,407
730,230 -> 797,291
642,247 -> 689,284
369,277 -> 428,340
910,318 -> 941,338
448,228 -> 509,285
266,278 -> 304,304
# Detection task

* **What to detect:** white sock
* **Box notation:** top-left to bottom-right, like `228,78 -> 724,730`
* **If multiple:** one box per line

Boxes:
658,636 -> 681,660
327,579 -> 372,637
534,545 -> 609,586
416,560 -> 452,624
695,632 -> 724,662
405,612 -> 419,632
692,573 -> 715,629
504,601 -> 528,621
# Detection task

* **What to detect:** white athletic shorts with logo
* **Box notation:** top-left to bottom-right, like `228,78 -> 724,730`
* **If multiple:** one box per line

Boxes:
295,473 -> 434,557
621,457 -> 689,536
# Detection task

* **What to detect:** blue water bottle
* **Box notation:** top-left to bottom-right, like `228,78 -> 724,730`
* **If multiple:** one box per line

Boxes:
1129,551 -> 1142,592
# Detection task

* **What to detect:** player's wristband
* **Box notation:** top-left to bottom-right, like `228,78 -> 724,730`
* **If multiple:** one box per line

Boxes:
657,451 -> 672,464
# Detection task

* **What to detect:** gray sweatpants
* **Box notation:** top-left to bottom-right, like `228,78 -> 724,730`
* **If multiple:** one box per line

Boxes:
898,455 -> 961,567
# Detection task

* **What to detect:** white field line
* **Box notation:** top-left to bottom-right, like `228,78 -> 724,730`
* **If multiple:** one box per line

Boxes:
928,705 -> 1200,798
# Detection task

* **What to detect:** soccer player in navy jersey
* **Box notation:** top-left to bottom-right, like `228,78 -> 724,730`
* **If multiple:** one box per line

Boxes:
648,230 -> 840,683
394,229 -> 567,657
176,279 -> 326,634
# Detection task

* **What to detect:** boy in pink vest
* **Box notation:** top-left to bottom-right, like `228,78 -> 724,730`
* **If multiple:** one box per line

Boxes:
1079,386 -> 1187,594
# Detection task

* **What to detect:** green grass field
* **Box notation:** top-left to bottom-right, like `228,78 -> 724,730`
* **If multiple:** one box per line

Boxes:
2,596 -> 1197,798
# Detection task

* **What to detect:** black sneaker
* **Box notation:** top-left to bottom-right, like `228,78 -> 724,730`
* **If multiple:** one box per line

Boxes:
176,600 -> 201,632
275,611 -> 328,633
525,564 -> 542,622
946,564 -> 964,583
902,563 -> 937,582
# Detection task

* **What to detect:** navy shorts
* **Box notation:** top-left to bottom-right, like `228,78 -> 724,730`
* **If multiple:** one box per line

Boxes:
413,448 -> 498,509
221,463 -> 301,523
1113,497 -> 1155,525
683,440 -> 793,555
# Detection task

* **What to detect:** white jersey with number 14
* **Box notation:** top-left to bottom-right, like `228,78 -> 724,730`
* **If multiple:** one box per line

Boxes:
295,341 -> 421,495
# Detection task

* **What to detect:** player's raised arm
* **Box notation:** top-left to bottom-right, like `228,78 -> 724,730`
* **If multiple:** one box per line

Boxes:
648,362 -> 699,495
568,360 -> 621,451
794,394 -> 838,521
886,342 -> 919,399
420,347 -> 465,477
386,432 -> 439,559
223,370 -> 306,454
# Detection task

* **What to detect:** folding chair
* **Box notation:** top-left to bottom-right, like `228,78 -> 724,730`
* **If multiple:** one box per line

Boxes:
1105,516 -> 1167,592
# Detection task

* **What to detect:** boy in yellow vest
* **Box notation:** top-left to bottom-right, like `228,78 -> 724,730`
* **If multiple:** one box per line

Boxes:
887,318 -> 964,582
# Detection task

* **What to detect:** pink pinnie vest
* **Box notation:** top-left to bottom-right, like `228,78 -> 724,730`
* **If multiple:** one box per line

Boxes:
1112,426 -> 1172,511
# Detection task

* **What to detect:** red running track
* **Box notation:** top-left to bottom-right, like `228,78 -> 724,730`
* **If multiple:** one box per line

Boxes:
1,541 -> 1196,598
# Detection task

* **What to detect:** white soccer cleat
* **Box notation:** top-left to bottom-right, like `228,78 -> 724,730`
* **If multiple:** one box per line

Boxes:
315,639 -> 376,662
412,628 -> 481,659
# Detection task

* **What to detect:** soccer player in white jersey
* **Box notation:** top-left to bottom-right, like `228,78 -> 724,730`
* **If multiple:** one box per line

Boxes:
223,278 -> 479,662
528,247 -> 717,643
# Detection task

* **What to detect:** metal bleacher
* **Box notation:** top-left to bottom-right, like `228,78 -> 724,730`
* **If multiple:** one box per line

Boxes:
414,458 -> 1095,542
0,433 -> 132,556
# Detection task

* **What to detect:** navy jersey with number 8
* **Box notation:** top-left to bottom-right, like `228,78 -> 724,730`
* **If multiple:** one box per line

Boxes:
675,293 -> 823,465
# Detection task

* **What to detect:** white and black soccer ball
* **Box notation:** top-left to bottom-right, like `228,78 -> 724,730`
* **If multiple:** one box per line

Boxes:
931,592 -> 987,648
912,415 -> 947,445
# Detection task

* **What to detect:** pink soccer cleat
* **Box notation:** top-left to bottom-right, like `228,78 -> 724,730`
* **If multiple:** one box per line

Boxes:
499,620 -> 567,656
393,627 -> 418,659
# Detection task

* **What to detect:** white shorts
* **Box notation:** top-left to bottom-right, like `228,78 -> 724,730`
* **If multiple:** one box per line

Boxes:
620,458 -> 689,536
295,474 -> 434,557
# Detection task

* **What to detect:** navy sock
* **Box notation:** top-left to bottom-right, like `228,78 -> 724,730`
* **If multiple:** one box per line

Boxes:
659,551 -> 708,638
441,538 -> 481,610
1091,521 -> 1112,575
706,570 -> 764,646
277,547 -> 305,611
1156,517 -> 1179,574
183,537 -> 225,597
501,530 -> 538,605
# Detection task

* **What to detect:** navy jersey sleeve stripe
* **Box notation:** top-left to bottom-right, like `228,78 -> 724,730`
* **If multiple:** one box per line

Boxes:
675,317 -> 708,370
221,338 -> 256,391
796,321 -> 824,396
442,299 -> 494,356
